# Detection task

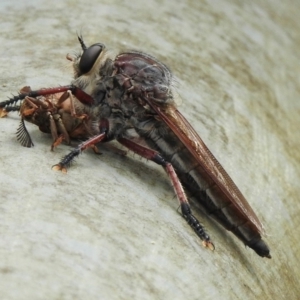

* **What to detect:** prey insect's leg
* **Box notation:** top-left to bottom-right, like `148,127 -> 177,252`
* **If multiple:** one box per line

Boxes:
117,137 -> 214,250
56,90 -> 77,117
66,91 -> 76,117
53,115 -> 70,146
51,91 -> 89,149
52,133 -> 106,173
48,113 -> 59,149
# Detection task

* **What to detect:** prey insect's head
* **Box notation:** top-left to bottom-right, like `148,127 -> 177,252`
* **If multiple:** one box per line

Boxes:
67,36 -> 107,78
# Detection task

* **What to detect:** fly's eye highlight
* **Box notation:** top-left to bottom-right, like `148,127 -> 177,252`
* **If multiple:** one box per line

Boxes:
79,43 -> 104,74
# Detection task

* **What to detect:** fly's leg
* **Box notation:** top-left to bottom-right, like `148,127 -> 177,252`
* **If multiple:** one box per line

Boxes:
0,86 -> 33,116
0,97 -> 23,114
0,95 -> 24,117
1,85 -> 93,117
1,85 -> 93,118
118,137 -> 214,250
2,85 -> 94,107
52,132 -> 107,173
165,162 -> 214,250
0,105 -> 20,117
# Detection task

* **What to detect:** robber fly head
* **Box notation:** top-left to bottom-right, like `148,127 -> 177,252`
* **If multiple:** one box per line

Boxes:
67,36 -> 107,79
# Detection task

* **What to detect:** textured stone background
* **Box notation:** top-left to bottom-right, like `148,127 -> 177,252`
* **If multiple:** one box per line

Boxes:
0,0 -> 299,299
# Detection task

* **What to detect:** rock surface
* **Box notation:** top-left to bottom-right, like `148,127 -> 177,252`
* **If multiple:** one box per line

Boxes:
0,1 -> 299,299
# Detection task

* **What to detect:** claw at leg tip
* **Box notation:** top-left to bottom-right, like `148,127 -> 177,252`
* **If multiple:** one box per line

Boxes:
202,240 -> 215,251
52,164 -> 67,173
0,108 -> 8,117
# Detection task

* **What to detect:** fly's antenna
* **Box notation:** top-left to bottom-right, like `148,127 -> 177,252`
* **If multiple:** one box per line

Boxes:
77,34 -> 87,51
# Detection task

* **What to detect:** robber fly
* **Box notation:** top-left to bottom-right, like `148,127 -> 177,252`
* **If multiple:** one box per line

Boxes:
0,36 -> 271,258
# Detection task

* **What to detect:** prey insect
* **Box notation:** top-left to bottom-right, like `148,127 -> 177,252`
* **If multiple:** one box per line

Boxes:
1,36 -> 271,258
1,86 -> 95,150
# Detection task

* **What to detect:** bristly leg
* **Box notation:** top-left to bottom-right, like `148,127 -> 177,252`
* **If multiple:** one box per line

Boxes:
164,161 -> 214,250
52,133 -> 107,173
0,105 -> 20,117
1,105 -> 21,113
0,86 -> 35,116
0,95 -> 24,109
1,85 -> 94,110
180,202 -> 214,250
52,149 -> 81,173
0,95 -> 23,117
117,137 -> 214,250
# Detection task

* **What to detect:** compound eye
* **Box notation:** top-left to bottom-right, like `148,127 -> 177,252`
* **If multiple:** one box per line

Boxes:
79,43 -> 104,74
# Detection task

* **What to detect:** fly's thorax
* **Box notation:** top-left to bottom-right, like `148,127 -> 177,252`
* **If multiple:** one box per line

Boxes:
113,50 -> 176,106
104,107 -> 131,139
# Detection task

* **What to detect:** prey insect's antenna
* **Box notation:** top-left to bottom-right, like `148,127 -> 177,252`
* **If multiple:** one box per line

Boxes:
16,118 -> 34,148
